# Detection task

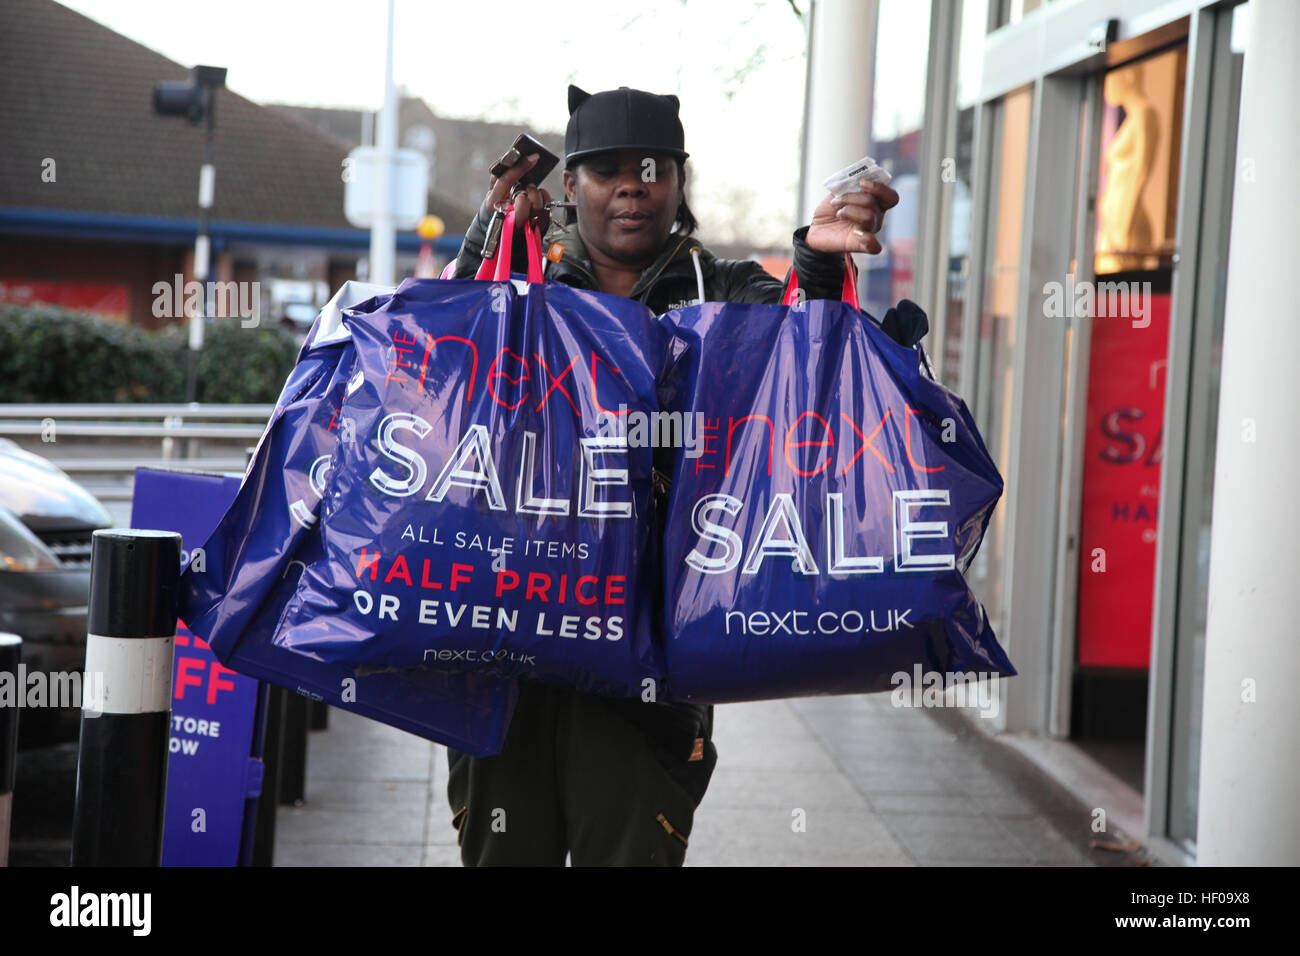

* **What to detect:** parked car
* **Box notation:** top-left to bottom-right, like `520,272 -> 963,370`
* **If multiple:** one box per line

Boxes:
0,438 -> 112,748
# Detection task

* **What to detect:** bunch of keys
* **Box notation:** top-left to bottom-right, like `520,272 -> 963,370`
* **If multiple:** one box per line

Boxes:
481,200 -> 576,259
822,155 -> 893,197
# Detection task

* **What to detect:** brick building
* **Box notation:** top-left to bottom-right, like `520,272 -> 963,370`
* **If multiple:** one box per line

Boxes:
0,0 -> 474,327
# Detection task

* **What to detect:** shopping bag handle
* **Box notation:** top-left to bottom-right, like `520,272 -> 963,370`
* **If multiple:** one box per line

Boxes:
474,208 -> 545,283
780,251 -> 859,309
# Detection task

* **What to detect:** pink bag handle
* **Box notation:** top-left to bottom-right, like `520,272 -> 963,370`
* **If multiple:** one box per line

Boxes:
781,251 -> 859,309
474,208 -> 545,283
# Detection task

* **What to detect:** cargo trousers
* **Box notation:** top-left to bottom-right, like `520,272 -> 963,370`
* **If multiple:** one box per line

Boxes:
446,681 -> 717,866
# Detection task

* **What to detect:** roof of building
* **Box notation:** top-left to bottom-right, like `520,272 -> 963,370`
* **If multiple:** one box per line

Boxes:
271,99 -> 564,153
0,0 -> 476,236
269,99 -> 567,221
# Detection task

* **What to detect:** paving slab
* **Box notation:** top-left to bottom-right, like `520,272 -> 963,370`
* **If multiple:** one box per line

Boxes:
276,695 -> 1125,867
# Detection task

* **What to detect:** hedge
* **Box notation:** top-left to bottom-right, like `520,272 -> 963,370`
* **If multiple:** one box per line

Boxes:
0,303 -> 301,404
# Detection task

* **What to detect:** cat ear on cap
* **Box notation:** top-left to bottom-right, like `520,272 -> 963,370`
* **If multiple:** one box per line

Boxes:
662,93 -> 680,113
568,85 -> 592,115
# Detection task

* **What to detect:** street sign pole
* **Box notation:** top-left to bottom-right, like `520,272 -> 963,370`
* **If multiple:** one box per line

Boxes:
369,0 -> 398,286
188,104 -> 216,402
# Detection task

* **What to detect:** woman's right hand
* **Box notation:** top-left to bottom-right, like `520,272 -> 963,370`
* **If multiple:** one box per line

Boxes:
487,154 -> 552,234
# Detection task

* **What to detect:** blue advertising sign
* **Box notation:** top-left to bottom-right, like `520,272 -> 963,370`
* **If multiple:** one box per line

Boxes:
131,466 -> 263,867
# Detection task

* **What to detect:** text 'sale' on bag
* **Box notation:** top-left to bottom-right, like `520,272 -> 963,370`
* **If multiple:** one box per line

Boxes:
655,255 -> 1014,703
177,282 -> 517,755
272,212 -> 665,698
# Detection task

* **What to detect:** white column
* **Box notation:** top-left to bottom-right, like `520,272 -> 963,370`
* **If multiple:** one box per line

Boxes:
369,0 -> 398,286
1196,0 -> 1300,866
799,0 -> 878,225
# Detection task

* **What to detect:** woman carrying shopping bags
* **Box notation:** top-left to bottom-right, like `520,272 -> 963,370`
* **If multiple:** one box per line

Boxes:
445,84 -> 900,866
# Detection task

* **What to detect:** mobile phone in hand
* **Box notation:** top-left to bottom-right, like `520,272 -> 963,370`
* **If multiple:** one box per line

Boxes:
490,133 -> 559,187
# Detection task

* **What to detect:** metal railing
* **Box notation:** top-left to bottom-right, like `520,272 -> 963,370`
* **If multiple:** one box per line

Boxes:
0,403 -> 274,419
0,403 -> 273,504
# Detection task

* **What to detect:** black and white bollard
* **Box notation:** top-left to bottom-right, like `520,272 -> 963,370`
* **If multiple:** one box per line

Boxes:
0,633 -> 20,867
71,529 -> 181,866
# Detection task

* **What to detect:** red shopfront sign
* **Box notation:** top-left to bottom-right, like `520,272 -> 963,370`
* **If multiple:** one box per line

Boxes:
1075,289 -> 1170,669
0,279 -> 128,319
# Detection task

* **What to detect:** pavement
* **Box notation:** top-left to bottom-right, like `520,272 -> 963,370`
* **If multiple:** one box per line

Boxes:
275,692 -> 1152,867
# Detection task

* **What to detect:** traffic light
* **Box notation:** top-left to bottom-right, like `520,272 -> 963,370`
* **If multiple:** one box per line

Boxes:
153,65 -> 227,125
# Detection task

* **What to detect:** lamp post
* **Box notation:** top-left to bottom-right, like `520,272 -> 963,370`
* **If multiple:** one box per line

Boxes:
154,65 -> 227,403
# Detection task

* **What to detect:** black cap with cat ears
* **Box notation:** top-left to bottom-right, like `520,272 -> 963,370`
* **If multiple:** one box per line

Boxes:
564,84 -> 688,166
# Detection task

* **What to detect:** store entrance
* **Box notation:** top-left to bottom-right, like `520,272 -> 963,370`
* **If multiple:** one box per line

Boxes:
1069,43 -> 1187,791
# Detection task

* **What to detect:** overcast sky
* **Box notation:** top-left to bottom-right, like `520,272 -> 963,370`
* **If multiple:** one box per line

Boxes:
57,0 -> 935,246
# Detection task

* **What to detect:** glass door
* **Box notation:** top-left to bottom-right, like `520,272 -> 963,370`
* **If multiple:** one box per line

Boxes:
965,83 -> 1033,645
1161,0 -> 1250,856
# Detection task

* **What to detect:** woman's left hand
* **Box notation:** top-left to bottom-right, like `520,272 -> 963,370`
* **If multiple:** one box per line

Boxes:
805,180 -> 899,255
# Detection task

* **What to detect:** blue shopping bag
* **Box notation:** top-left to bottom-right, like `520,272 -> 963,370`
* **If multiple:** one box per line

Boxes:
272,213 -> 664,697
657,259 -> 1014,703
177,282 -> 517,755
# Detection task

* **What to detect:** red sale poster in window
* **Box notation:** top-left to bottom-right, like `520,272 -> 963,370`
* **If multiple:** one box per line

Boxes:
1076,290 -> 1170,668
